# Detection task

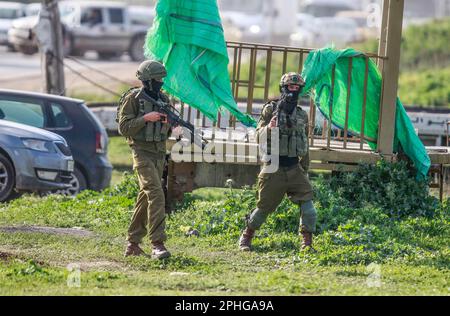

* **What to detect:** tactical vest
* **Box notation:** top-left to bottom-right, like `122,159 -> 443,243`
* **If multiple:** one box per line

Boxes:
132,95 -> 171,143
264,102 -> 309,158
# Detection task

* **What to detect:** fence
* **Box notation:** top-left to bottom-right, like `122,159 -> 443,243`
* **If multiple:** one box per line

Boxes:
174,41 -> 387,153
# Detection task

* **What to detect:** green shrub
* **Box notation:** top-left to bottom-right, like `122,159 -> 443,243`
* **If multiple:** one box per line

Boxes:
399,67 -> 450,107
316,160 -> 438,220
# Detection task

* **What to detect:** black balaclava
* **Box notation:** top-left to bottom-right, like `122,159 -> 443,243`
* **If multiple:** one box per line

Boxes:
144,79 -> 164,98
280,85 -> 301,114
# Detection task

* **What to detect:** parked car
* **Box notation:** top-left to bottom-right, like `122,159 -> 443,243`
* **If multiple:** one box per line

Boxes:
290,13 -> 318,47
0,90 -> 112,195
291,16 -> 359,48
336,10 -> 379,41
0,119 -> 74,202
8,0 -> 152,61
0,1 -> 26,50
300,0 -> 356,17
219,0 -> 267,43
219,0 -> 298,44
314,17 -> 360,46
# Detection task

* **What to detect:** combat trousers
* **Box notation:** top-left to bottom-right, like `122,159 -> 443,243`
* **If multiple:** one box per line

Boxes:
127,149 -> 166,244
247,163 -> 316,233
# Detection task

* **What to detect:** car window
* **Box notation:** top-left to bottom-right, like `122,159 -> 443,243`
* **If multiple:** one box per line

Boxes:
0,8 -> 22,19
108,8 -> 124,24
50,103 -> 71,128
80,8 -> 103,26
0,99 -> 45,128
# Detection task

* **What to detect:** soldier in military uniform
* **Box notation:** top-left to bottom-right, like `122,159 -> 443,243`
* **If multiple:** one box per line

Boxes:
239,72 -> 317,252
118,60 -> 175,259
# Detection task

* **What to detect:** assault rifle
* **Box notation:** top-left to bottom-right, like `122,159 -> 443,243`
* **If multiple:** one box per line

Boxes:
136,89 -> 207,149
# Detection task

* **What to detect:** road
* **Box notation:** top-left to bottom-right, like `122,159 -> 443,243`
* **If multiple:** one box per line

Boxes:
0,46 -> 140,99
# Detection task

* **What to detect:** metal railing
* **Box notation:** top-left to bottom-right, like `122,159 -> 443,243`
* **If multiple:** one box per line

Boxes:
173,41 -> 387,153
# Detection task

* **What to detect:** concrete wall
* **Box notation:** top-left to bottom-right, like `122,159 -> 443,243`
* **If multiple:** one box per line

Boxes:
193,162 -> 260,188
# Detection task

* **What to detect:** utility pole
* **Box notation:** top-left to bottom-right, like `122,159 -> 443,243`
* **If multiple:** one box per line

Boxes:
35,0 -> 65,95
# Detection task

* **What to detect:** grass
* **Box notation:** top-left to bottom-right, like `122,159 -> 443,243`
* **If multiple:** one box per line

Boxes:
0,221 -> 448,295
68,85 -> 131,104
1,125 -> 449,296
107,136 -> 133,186
0,160 -> 449,295
1,240 -> 447,295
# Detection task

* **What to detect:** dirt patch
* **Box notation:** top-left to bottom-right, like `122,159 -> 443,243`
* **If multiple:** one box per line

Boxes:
0,226 -> 94,238
0,251 -> 14,261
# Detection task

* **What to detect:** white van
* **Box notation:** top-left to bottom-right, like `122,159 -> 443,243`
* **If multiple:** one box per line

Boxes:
300,0 -> 356,17
0,1 -> 26,49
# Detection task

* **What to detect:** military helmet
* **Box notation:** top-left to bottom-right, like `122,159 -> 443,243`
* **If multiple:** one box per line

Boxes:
136,60 -> 167,81
280,72 -> 305,87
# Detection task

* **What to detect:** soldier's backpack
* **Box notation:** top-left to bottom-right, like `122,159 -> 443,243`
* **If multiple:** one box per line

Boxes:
116,87 -> 140,123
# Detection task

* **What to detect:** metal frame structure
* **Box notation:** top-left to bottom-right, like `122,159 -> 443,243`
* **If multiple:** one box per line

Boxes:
166,0 -> 450,203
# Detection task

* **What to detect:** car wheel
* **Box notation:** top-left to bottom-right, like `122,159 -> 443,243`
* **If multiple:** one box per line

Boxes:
65,167 -> 87,196
0,153 -> 16,202
129,34 -> 146,62
46,167 -> 87,197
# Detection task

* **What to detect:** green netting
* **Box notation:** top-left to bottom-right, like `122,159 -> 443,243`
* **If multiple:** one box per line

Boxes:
144,0 -> 256,127
301,47 -> 430,179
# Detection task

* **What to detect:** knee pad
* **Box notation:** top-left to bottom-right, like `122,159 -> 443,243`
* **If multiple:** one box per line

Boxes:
301,200 -> 316,216
300,200 -> 317,233
247,208 -> 270,230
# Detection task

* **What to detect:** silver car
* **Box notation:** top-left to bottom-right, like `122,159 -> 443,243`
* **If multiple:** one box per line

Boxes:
0,120 -> 74,202
0,1 -> 26,49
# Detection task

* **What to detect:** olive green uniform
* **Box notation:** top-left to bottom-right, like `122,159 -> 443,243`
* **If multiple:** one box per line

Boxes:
248,101 -> 316,233
118,88 -> 171,244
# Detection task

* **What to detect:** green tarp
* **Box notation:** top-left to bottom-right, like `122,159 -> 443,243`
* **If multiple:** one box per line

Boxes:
144,0 -> 256,127
301,47 -> 430,178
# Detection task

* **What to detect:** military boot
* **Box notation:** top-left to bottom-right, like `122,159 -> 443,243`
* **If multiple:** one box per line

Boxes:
300,229 -> 316,252
124,242 -> 145,257
151,241 -> 171,259
239,227 -> 255,251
